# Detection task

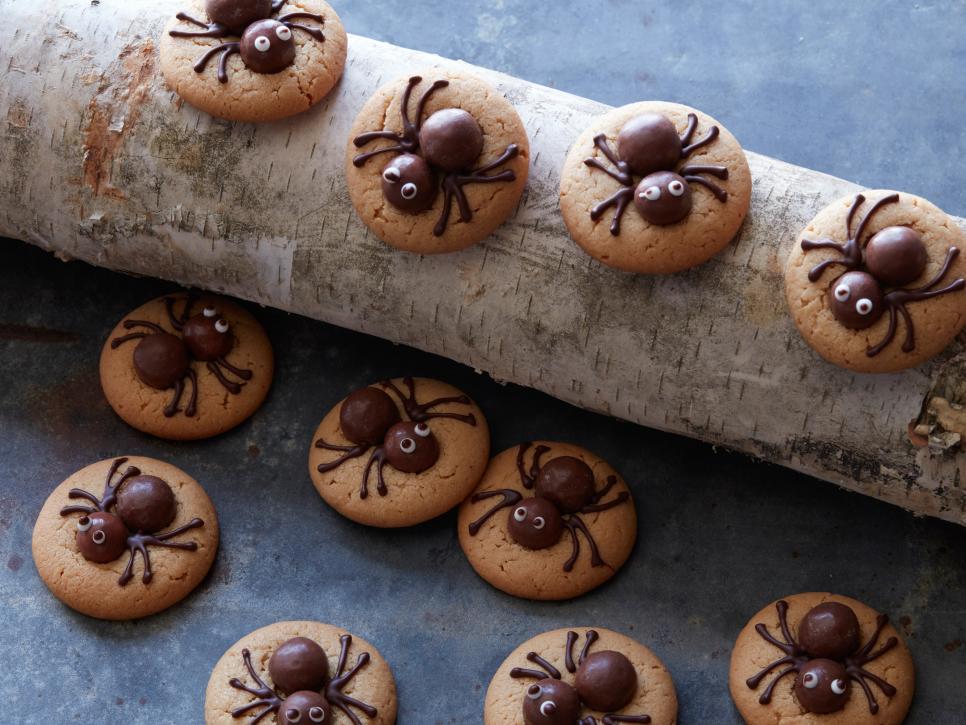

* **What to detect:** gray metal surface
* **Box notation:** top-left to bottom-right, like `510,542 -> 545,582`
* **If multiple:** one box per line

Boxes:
1,1 -> 964,723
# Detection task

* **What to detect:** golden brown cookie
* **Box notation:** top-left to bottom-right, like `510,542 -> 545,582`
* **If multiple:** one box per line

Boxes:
784,190 -> 966,373
160,0 -> 347,122
457,441 -> 637,600
345,70 -> 530,254
308,377 -> 490,527
100,292 -> 274,440
729,593 -> 915,725
485,627 -> 677,725
32,456 -> 219,620
205,620 -> 397,725
560,101 -> 751,274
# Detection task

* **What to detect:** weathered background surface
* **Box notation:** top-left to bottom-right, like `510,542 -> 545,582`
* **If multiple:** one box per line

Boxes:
1,1 -> 965,723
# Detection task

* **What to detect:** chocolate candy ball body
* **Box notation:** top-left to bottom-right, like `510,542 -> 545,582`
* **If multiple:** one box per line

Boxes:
340,388 -> 401,445
575,650 -> 638,712
507,498 -> 564,550
534,456 -> 596,514
116,475 -> 177,533
269,637 -> 330,693
865,226 -> 928,287
384,421 -> 439,473
205,0 -> 272,34
418,108 -> 484,172
616,113 -> 681,177
522,679 -> 581,725
793,659 -> 850,714
183,308 -> 234,360
634,171 -> 693,226
133,333 -> 189,389
278,690 -> 331,725
240,20 -> 296,75
798,602 -> 861,659
381,154 -> 437,212
75,512 -> 128,563
828,271 -> 884,330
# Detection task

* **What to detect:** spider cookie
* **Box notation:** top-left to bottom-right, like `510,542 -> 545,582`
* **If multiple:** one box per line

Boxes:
457,442 -> 637,600
729,593 -> 915,725
560,101 -> 751,274
346,70 -> 530,253
100,292 -> 274,440
32,456 -> 218,620
205,620 -> 397,724
485,627 -> 677,725
785,190 -> 966,373
308,377 -> 490,527
160,0 -> 347,122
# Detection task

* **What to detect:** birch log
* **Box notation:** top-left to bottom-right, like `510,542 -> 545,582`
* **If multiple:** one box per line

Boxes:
2,1 -> 964,524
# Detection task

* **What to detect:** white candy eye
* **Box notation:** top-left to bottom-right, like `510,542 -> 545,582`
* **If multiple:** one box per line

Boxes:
802,672 -> 818,689
92,529 -> 107,545
668,180 -> 686,197
215,318 -> 229,333
203,306 -> 217,317
414,423 -> 431,438
399,437 -> 416,454
383,167 -> 400,183
526,684 -> 542,700
831,679 -> 847,695
834,284 -> 851,302
77,517 -> 92,532
285,709 -> 302,724
276,25 -> 292,41
640,186 -> 661,201
533,516 -> 546,529
308,706 -> 326,722
855,298 -> 874,315
401,182 -> 418,200
513,507 -> 527,522
254,35 -> 271,52
540,701 -> 557,716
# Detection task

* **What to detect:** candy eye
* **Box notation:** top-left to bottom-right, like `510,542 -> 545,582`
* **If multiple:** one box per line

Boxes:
513,507 -> 527,522
802,672 -> 818,689
414,422 -> 431,438
77,517 -> 92,532
203,306 -> 217,317
540,701 -> 557,716
532,516 -> 546,529
640,186 -> 661,201
833,283 -> 851,302
285,709 -> 302,723
831,679 -> 847,695
855,298 -> 874,315
215,319 -> 229,333
526,684 -> 542,700
383,167 -> 401,183
308,706 -> 325,722
92,529 -> 107,545
399,437 -> 416,454
276,25 -> 292,41
668,180 -> 686,197
254,35 -> 271,52
401,182 -> 418,200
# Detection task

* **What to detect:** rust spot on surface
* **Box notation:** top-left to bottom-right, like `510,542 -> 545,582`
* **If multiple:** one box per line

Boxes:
945,639 -> 963,652
82,38 -> 156,199
6,555 -> 23,572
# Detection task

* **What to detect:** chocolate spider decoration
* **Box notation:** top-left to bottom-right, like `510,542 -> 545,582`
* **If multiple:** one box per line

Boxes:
584,112 -> 729,233
169,0 -> 325,83
58,458 -> 204,586
510,630 -> 650,725
229,634 -> 377,725
746,600 -> 900,715
800,192 -> 965,356
351,75 -> 520,236
467,443 -> 629,572
314,377 -> 477,499
111,294 -> 252,418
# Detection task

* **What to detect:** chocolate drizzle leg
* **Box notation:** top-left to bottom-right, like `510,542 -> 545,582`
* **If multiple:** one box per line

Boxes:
324,635 -> 378,725
229,648 -> 283,723
434,144 -> 519,236
381,376 -> 477,425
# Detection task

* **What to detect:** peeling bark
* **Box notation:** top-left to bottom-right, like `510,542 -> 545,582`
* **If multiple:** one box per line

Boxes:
1,0 -> 963,523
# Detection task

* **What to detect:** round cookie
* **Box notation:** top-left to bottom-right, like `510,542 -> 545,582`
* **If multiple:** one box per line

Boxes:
560,101 -> 752,274
308,377 -> 490,527
785,190 -> 966,373
729,593 -> 915,725
160,0 -> 347,122
346,70 -> 530,254
205,620 -> 397,724
484,627 -> 677,725
100,292 -> 274,440
32,456 -> 218,620
457,441 -> 637,600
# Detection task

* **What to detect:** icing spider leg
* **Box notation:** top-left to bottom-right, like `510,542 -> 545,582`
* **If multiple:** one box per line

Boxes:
326,635 -> 378,725
584,134 -> 633,186
381,377 -> 477,424
562,514 -> 606,571
315,440 -> 369,472
413,79 -> 450,129
510,651 -> 562,680
590,187 -> 635,236
682,174 -> 728,202
207,361 -> 244,393
467,489 -> 523,534
360,447 -> 389,498
60,458 -> 140,516
120,519 -> 203,585
192,42 -> 241,84
229,648 -> 282,723
352,77 -> 447,165
168,12 -> 230,38
680,164 -> 729,201
277,12 -> 325,41
852,193 -> 900,246
581,476 -> 629,513
165,369 -> 199,417
515,442 -> 550,488
165,294 -> 195,331
111,319 -> 167,347
680,114 -> 719,157
756,665 -> 799,704
745,654 -> 799,689
434,144 -> 519,236
564,631 -> 580,673
164,376 -> 185,417
577,629 -> 599,665
217,356 -> 254,381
